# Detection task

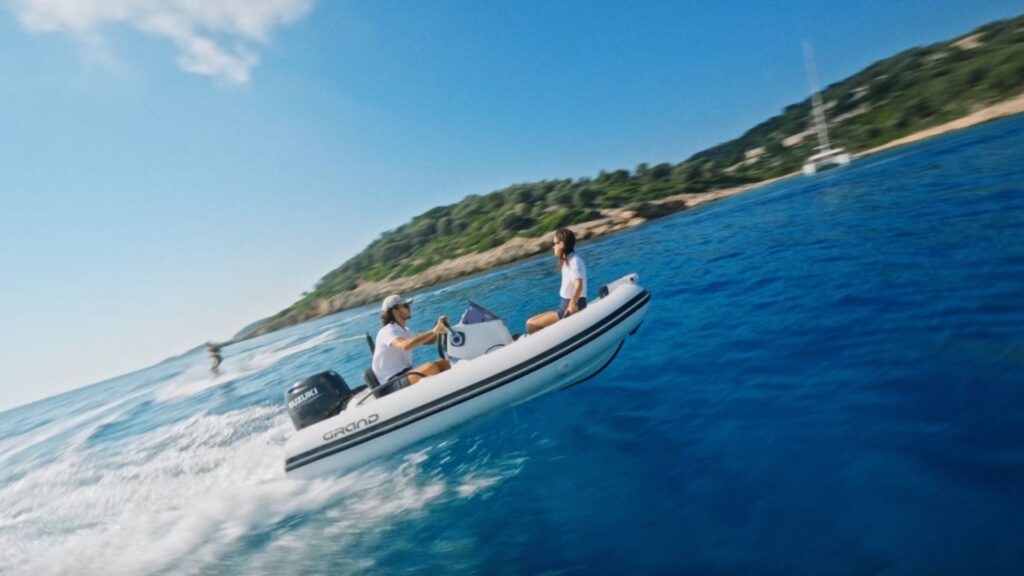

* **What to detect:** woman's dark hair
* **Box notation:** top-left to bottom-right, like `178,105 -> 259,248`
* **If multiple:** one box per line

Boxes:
555,227 -> 576,268
380,309 -> 397,326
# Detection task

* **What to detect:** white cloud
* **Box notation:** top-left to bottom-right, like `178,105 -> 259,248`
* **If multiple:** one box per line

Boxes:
12,0 -> 314,85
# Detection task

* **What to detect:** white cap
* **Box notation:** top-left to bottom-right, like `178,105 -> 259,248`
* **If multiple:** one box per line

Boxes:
381,294 -> 413,312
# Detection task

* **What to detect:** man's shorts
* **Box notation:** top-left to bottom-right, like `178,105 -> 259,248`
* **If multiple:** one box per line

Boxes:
375,367 -> 413,398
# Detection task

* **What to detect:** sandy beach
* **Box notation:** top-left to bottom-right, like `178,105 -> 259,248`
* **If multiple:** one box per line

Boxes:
252,93 -> 1024,336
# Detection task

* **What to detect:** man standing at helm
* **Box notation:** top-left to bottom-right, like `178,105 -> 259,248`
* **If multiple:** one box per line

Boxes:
372,294 -> 451,396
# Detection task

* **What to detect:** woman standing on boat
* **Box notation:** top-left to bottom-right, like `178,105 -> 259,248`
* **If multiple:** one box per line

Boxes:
526,227 -> 588,334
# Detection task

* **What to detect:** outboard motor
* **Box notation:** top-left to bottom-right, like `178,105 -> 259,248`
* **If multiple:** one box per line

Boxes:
285,370 -> 354,430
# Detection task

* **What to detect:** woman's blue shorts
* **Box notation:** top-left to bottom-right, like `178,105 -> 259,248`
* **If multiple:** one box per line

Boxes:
558,297 -> 588,318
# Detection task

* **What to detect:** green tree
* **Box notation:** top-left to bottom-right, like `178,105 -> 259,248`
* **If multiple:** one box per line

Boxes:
499,211 -> 532,232
436,217 -> 452,236
647,162 -> 672,181
573,186 -> 599,208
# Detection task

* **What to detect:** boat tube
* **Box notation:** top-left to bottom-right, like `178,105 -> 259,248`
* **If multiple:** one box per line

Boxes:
282,273 -> 651,478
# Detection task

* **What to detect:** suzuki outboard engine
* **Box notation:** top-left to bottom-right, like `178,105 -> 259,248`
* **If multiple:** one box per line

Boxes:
285,370 -> 354,430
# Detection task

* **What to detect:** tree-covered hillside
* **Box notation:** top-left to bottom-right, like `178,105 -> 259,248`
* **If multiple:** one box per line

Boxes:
253,14 -> 1024,335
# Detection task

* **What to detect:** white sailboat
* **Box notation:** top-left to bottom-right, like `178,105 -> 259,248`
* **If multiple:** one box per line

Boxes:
802,42 -> 851,175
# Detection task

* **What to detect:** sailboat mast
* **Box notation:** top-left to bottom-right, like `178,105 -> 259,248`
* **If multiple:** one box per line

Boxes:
804,41 -> 832,152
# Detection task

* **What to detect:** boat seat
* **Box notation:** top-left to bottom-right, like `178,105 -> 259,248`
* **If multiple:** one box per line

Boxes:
362,367 -> 380,389
362,367 -> 414,398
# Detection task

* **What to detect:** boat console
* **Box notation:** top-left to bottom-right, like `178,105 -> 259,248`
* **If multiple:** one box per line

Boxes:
444,301 -> 514,361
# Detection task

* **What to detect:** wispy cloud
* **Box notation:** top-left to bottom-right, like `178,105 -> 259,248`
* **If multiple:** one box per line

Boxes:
12,0 -> 315,85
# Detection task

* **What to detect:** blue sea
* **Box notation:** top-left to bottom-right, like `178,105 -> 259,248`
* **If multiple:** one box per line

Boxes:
2,116 -> 1023,575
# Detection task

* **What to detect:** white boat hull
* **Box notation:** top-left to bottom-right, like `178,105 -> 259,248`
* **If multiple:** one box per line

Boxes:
802,150 -> 851,175
283,278 -> 650,478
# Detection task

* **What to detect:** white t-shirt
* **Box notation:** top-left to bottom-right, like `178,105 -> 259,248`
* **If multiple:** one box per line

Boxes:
372,322 -> 414,383
560,253 -> 587,300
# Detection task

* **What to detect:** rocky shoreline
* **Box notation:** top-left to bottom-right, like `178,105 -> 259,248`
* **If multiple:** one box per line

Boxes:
245,94 -> 1024,339
246,175 -> 796,338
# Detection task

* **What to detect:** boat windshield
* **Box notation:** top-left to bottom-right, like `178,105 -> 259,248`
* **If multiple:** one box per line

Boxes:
460,301 -> 502,324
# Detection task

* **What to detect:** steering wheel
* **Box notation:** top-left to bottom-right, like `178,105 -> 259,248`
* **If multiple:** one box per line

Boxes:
436,317 -> 463,361
437,317 -> 452,361
437,331 -> 448,361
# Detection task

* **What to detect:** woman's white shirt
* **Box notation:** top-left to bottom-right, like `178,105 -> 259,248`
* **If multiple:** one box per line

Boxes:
559,253 -> 587,300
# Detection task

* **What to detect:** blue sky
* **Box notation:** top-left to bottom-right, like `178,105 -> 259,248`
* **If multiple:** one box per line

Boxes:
1,0 -> 1021,411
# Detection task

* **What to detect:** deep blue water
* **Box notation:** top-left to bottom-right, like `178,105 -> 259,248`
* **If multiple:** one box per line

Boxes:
2,116 -> 1023,575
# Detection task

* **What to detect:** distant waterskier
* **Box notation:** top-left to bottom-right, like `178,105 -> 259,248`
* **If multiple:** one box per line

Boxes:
206,342 -> 223,374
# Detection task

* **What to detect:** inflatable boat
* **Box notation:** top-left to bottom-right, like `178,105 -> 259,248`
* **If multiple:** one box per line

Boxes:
283,273 -> 650,478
